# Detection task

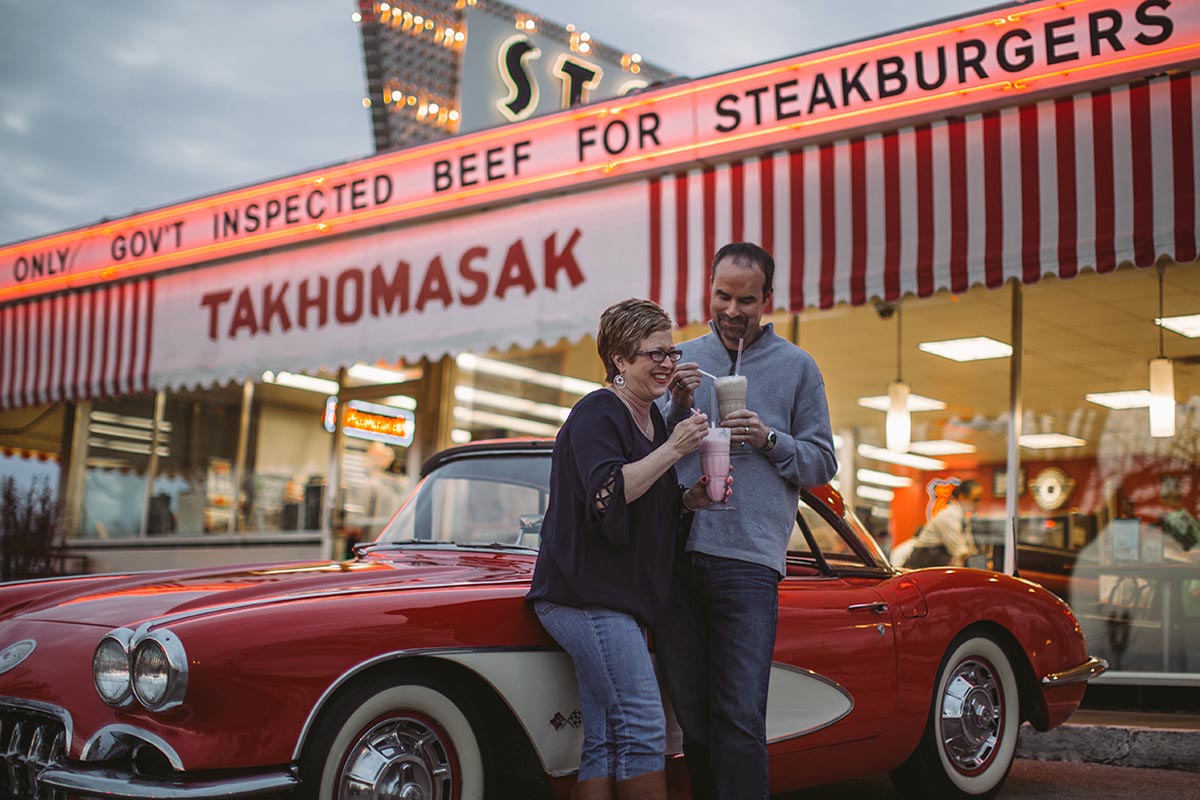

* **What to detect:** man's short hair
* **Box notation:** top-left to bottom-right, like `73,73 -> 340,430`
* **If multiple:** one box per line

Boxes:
711,242 -> 775,296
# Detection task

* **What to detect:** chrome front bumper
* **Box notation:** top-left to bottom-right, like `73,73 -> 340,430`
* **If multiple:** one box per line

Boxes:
38,762 -> 298,800
1041,656 -> 1109,686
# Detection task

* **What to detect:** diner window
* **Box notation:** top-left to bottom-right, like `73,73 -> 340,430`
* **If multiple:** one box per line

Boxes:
1024,264 -> 1200,675
151,385 -> 242,535
790,283 -> 1012,570
249,378 -> 336,532
0,402 -> 66,579
335,362 -> 421,550
450,343 -> 601,443
78,395 -> 158,539
0,402 -> 65,495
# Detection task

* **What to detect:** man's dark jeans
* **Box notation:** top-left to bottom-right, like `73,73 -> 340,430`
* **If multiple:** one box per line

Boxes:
655,551 -> 779,800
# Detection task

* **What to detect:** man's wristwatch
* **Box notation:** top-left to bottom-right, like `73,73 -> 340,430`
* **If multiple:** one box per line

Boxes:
763,428 -> 777,451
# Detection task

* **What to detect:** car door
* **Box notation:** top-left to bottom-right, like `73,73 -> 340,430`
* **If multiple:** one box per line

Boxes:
766,494 -> 899,751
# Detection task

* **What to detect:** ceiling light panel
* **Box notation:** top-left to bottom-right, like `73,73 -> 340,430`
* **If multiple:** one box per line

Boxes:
908,439 -> 977,455
1085,390 -> 1152,409
1018,433 -> 1086,449
918,336 -> 1013,362
857,393 -> 947,412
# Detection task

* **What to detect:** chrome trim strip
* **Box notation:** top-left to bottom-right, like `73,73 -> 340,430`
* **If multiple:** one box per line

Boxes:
1041,656 -> 1109,686
0,695 -> 74,747
38,763 -> 298,800
81,724 -> 185,771
763,662 -> 855,745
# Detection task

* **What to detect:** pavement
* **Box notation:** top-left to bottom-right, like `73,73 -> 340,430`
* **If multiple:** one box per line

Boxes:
1016,709 -> 1200,772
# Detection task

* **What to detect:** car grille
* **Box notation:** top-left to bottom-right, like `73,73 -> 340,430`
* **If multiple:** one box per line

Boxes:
0,710 -> 66,800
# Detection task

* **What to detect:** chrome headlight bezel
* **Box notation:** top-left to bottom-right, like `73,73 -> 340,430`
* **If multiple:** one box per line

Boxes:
130,629 -> 188,712
92,629 -> 135,707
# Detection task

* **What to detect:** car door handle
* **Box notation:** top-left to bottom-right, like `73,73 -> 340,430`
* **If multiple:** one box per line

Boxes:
847,602 -> 888,615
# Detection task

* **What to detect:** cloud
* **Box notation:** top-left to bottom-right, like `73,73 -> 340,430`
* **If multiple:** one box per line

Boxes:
0,0 -> 371,244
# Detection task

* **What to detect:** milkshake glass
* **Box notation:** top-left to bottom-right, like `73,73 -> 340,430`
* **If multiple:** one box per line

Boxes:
699,427 -> 732,504
714,375 -> 747,422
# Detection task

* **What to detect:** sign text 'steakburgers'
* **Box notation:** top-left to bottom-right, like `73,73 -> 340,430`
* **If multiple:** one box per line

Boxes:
2,0 -> 1195,302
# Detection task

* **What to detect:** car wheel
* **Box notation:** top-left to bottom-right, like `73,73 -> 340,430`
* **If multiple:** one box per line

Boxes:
891,634 -> 1019,800
299,671 -> 487,800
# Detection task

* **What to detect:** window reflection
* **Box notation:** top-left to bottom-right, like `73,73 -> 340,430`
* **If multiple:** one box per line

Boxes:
1012,265 -> 1199,675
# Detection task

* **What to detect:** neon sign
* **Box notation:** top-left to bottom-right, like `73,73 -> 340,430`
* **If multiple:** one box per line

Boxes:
2,0 -> 1196,304
323,398 -> 416,448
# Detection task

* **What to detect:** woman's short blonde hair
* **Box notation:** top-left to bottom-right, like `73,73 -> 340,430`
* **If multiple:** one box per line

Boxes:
596,298 -> 674,383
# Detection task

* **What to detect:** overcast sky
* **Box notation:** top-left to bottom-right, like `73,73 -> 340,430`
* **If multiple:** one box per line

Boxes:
0,0 -> 1001,246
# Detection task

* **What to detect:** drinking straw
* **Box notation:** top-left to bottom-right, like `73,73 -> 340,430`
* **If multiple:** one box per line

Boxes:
711,384 -> 719,426
734,337 -> 744,376
698,368 -> 719,381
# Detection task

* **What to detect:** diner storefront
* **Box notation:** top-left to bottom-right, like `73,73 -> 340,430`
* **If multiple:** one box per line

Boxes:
2,0 -> 1198,687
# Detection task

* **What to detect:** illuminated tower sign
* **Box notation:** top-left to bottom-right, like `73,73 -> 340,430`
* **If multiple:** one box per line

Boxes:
355,0 -> 675,150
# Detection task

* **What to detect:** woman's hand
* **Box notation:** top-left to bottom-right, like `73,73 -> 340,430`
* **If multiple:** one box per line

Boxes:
684,469 -> 733,511
669,362 -> 702,408
668,411 -> 709,456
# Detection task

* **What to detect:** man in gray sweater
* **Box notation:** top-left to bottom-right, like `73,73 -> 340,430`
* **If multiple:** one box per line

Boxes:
658,242 -> 837,800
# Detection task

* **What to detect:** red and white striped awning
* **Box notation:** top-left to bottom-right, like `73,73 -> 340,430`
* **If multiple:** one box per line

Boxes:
0,71 -> 1196,410
0,280 -> 156,409
648,71 -> 1197,325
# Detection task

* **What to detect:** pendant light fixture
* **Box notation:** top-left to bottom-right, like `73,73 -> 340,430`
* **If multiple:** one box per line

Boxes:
1149,264 -> 1175,438
886,304 -> 911,452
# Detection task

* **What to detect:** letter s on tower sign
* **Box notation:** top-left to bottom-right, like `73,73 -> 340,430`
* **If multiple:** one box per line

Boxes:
497,35 -> 541,121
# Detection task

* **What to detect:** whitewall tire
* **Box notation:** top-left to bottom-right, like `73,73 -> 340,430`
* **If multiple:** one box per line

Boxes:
892,634 -> 1020,800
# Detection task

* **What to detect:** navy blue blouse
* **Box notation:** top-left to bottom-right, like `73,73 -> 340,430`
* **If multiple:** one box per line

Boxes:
527,389 -> 682,627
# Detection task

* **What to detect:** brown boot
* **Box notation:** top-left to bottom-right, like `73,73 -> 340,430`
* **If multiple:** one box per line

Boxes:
615,771 -> 667,800
572,776 -> 616,800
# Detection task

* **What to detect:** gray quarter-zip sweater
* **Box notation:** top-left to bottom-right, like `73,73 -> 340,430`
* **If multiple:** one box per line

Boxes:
661,322 -> 838,576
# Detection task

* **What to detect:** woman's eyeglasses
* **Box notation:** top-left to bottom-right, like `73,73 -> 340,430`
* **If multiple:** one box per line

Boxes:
633,349 -> 684,364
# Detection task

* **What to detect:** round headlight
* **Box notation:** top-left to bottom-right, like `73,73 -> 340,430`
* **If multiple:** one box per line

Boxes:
130,630 -> 188,711
93,635 -> 132,706
132,639 -> 171,709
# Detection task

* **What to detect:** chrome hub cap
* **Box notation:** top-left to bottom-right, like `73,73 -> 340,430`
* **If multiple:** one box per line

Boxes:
338,716 -> 454,800
939,657 -> 1002,774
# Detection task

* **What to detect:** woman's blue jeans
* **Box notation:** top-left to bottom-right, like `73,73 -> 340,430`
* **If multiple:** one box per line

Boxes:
534,600 -> 666,781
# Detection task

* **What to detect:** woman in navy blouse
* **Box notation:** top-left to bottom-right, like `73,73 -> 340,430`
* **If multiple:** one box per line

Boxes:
528,298 -> 726,800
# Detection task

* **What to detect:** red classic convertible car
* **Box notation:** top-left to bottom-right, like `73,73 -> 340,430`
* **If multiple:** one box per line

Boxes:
0,439 -> 1104,799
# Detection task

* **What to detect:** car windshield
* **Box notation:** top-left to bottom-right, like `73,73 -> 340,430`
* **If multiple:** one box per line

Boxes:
372,449 -> 891,569
788,498 -> 893,571
376,453 -> 552,550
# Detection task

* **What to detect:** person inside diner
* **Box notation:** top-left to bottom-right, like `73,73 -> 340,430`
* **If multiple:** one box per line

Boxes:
905,479 -> 983,569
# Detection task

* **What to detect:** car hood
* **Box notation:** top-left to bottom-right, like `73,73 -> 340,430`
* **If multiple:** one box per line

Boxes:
3,548 -> 535,628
